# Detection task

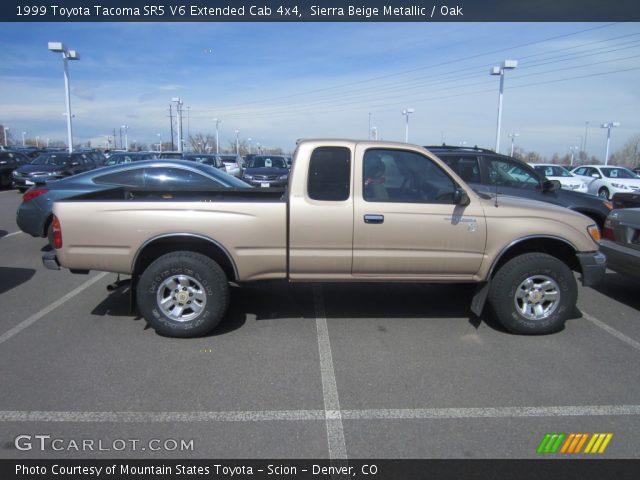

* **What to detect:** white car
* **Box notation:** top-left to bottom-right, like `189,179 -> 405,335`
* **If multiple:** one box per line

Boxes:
530,164 -> 588,193
571,165 -> 640,199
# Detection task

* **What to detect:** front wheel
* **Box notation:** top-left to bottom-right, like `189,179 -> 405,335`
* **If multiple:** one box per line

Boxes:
598,187 -> 610,199
488,253 -> 577,335
136,251 -> 229,337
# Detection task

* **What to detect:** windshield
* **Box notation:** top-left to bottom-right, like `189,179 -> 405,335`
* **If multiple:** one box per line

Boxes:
534,165 -> 573,178
601,167 -> 638,179
191,163 -> 251,188
31,153 -> 73,166
247,156 -> 287,169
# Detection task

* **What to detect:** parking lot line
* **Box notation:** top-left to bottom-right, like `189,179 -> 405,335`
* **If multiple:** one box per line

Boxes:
583,312 -> 640,352
1,231 -> 23,239
313,285 -> 348,460
1,405 -> 638,424
0,272 -> 108,346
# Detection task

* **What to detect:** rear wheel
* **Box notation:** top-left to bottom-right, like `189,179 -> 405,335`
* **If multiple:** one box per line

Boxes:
598,187 -> 610,199
136,251 -> 229,337
488,253 -> 577,334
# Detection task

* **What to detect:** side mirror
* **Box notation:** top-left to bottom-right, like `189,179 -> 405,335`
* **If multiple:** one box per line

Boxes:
71,161 -> 80,166
454,187 -> 470,206
591,173 -> 600,179
543,179 -> 561,192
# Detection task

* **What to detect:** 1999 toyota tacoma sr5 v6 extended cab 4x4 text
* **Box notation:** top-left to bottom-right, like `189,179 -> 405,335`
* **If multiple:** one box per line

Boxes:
43,140 -> 606,337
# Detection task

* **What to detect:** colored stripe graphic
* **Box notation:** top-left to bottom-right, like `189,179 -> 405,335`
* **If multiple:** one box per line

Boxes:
537,433 -> 565,453
539,433 -> 613,454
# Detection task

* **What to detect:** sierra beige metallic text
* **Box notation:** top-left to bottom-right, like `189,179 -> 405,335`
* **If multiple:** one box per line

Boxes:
44,140 -> 606,337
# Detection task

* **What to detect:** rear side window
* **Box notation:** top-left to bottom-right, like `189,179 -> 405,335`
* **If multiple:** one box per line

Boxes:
307,147 -> 351,201
93,169 -> 145,187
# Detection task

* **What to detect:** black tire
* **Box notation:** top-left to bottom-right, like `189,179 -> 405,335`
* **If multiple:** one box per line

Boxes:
17,187 -> 27,193
598,187 -> 610,200
136,251 -> 229,338
488,252 -> 577,335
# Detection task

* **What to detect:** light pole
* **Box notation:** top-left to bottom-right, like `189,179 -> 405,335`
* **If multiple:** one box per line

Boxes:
256,142 -> 261,154
490,60 -> 517,153
22,131 -> 26,146
508,132 -> 520,157
402,108 -> 414,143
235,130 -> 240,155
213,118 -> 221,154
601,122 -> 620,166
3,127 -> 8,147
569,146 -> 579,166
371,126 -> 378,140
368,113 -> 372,139
36,136 -> 40,148
248,137 -> 252,154
121,125 -> 129,151
583,121 -> 590,153
157,133 -> 162,153
172,97 -> 183,153
46,138 -> 50,148
48,42 -> 80,153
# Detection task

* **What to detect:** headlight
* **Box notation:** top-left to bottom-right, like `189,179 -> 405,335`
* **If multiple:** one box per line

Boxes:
243,174 -> 253,180
278,174 -> 289,180
12,170 -> 18,176
611,183 -> 628,189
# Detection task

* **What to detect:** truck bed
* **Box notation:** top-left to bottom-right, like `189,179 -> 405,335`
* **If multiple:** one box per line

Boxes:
60,186 -> 287,203
53,187 -> 288,280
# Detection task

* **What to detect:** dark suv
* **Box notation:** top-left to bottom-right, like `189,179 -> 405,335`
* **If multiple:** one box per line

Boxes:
12,151 -> 99,192
0,150 -> 31,188
426,145 -> 612,227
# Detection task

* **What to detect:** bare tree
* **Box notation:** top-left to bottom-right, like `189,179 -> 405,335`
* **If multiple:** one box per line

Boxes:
188,133 -> 216,153
611,134 -> 640,168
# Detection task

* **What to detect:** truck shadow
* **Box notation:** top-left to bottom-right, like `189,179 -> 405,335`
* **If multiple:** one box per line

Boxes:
90,280 -> 510,335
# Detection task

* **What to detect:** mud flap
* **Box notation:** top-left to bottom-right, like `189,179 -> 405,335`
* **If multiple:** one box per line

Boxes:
471,281 -> 490,317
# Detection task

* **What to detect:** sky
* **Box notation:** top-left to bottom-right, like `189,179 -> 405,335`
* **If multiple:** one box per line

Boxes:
0,21 -> 639,159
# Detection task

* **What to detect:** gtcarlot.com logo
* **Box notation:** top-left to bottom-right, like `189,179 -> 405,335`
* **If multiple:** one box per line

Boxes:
537,432 -> 613,454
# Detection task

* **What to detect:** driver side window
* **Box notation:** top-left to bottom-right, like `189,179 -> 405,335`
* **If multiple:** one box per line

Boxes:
485,157 -> 540,189
363,149 -> 457,204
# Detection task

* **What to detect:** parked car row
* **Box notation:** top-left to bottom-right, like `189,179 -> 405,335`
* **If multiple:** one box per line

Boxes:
16,160 -> 250,244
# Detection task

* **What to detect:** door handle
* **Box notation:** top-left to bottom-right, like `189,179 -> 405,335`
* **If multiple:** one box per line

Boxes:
364,214 -> 384,224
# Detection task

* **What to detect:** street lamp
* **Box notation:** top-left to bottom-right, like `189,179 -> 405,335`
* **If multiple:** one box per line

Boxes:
36,136 -> 40,148
248,137 -> 252,154
508,132 -> 520,157
402,108 -> 414,143
368,113 -> 372,140
48,42 -> 80,153
601,122 -> 620,166
3,127 -> 8,147
213,118 -> 221,154
371,126 -> 378,140
235,130 -> 240,155
157,133 -> 162,153
569,146 -> 579,166
172,97 -> 183,153
22,131 -> 26,146
490,60 -> 517,153
121,125 -> 129,151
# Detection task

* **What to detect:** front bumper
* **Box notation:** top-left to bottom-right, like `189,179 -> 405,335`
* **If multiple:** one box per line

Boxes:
576,251 -> 606,287
42,250 -> 60,270
244,178 -> 288,188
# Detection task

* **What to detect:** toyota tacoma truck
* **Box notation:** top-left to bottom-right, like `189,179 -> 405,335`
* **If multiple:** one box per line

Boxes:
44,140 -> 606,337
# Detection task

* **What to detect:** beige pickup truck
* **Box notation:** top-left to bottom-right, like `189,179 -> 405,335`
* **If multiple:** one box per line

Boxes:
44,139 -> 606,337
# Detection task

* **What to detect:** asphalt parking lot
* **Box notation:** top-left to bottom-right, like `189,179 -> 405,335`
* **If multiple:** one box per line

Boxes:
0,188 -> 638,460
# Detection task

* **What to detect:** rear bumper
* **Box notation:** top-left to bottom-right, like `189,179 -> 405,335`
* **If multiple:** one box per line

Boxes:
599,239 -> 640,279
576,251 -> 606,287
42,251 -> 60,270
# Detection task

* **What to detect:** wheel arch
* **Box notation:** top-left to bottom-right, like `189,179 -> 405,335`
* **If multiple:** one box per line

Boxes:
488,236 -> 581,280
131,233 -> 239,282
